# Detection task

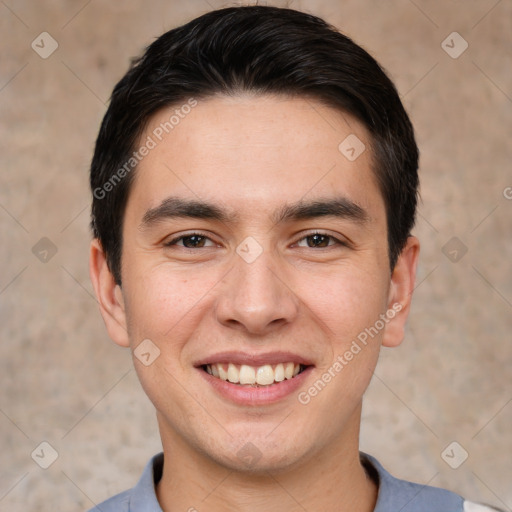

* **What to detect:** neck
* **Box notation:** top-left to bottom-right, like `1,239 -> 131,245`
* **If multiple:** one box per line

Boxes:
156,409 -> 377,512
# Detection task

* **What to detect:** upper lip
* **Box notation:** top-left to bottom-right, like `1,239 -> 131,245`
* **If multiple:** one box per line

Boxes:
194,351 -> 314,367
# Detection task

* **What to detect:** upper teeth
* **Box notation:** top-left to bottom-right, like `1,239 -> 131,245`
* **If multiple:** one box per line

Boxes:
205,362 -> 302,386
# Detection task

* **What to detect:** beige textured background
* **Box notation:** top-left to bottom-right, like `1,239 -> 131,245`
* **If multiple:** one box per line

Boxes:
0,1 -> 511,510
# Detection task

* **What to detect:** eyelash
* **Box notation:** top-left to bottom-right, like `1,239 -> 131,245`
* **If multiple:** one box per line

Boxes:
163,231 -> 347,249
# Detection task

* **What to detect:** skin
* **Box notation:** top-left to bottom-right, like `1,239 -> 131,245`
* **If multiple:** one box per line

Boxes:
90,94 -> 419,512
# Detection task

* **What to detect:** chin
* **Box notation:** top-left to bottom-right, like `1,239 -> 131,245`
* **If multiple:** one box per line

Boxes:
205,433 -> 314,475
217,450 -> 305,475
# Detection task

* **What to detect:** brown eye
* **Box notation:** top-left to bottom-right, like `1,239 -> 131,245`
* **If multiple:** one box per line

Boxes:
181,235 -> 207,248
165,234 -> 216,248
296,233 -> 337,248
307,234 -> 330,247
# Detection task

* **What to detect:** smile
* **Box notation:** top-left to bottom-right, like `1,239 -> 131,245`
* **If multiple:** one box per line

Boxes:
203,362 -> 306,386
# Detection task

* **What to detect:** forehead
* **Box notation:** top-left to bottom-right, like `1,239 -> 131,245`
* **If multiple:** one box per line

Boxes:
127,94 -> 384,223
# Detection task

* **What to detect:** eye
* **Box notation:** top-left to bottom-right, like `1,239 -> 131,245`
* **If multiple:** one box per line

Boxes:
164,233 -> 216,248
295,232 -> 342,248
164,232 -> 345,250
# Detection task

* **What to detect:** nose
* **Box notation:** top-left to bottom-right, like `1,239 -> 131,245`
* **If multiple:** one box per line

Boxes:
215,249 -> 300,335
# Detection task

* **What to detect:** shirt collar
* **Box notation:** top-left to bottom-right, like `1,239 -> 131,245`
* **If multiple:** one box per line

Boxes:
127,451 -> 462,512
128,452 -> 164,511
362,453 -> 463,512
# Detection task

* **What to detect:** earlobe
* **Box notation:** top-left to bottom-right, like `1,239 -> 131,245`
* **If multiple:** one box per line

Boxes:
382,236 -> 420,348
89,239 -> 130,347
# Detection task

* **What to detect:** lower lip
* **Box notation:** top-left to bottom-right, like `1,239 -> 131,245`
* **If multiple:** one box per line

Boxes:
198,366 -> 314,406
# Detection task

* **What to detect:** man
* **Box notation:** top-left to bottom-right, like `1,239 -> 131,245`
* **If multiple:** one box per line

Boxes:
88,6 -> 499,512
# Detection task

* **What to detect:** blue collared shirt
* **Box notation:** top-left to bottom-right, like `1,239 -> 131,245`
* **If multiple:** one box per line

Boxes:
88,452 -> 498,512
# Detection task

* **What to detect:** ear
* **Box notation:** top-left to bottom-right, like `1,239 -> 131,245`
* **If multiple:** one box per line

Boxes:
382,236 -> 420,348
89,239 -> 130,347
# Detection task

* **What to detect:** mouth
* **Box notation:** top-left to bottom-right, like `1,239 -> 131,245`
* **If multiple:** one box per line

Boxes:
195,352 -> 314,405
202,362 -> 307,387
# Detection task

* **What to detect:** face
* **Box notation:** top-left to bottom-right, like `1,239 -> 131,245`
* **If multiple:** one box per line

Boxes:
91,94 -> 418,473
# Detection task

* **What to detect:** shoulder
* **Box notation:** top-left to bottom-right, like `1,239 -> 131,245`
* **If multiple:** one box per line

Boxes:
362,453 -> 502,512
86,453 -> 164,512
87,489 -> 131,512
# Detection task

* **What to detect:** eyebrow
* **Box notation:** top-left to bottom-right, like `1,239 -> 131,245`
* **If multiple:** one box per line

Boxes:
272,198 -> 369,225
139,196 -> 369,230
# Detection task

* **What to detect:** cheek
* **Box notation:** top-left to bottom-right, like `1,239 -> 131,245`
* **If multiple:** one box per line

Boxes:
122,267 -> 220,409
295,261 -> 389,342
293,261 -> 389,405
122,264 -> 221,346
